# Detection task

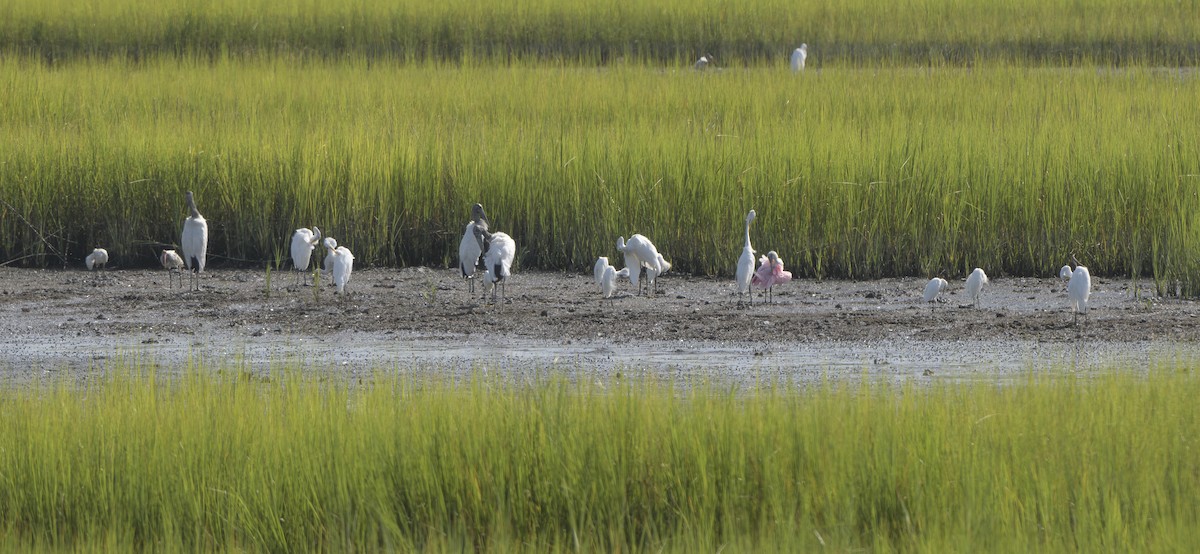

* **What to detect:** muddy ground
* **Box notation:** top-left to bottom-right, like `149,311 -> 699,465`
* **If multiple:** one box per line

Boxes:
2,266 -> 1199,383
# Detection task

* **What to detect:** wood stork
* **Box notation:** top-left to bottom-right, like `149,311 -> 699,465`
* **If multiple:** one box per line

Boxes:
181,191 -> 208,291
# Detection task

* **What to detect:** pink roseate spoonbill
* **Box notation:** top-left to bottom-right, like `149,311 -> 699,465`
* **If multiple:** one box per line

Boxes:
600,266 -> 630,306
791,44 -> 808,72
616,234 -> 665,296
160,249 -> 185,288
964,267 -> 988,308
458,203 -> 489,293
735,210 -> 757,303
85,248 -> 109,271
751,251 -> 793,303
479,229 -> 516,303
290,227 -> 322,286
181,191 -> 208,291
1067,255 -> 1091,325
323,237 -> 354,294
923,277 -> 948,313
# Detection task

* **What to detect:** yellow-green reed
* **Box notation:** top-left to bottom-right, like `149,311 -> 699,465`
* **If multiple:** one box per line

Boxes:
0,362 -> 1198,551
2,0 -> 1199,65
1,58 -> 1198,288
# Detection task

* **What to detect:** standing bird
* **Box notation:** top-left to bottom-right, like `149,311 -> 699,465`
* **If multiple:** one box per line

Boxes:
751,251 -> 793,303
600,265 -> 631,305
964,268 -> 988,308
458,203 -> 489,293
616,234 -> 665,296
479,229 -> 516,303
85,248 -> 109,271
735,210 -> 757,303
694,55 -> 712,70
323,237 -> 354,294
1067,256 -> 1091,325
181,191 -> 208,291
643,254 -> 672,296
923,277 -> 948,312
594,256 -> 612,292
791,44 -> 808,72
290,227 -> 322,286
160,249 -> 185,289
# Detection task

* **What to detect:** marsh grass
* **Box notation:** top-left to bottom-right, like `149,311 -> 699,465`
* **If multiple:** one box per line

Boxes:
2,0 -> 1199,64
0,362 -> 1197,551
1,58 -> 1197,289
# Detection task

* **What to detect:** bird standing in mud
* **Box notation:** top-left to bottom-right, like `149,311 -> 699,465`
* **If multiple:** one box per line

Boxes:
1066,255 -> 1091,325
478,228 -> 516,303
323,237 -> 355,294
458,203 -> 489,293
964,268 -> 988,308
600,265 -> 630,305
160,249 -> 185,288
751,251 -> 793,303
85,248 -> 109,271
594,256 -> 612,292
290,227 -> 322,286
181,191 -> 208,291
923,277 -> 948,312
736,210 -> 757,303
616,234 -> 666,296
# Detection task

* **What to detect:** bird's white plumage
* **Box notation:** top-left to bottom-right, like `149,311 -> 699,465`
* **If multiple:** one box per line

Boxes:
694,56 -> 710,70
791,44 -> 808,72
160,249 -> 185,288
736,210 -> 757,296
459,222 -> 484,279
1059,265 -> 1072,279
85,248 -> 108,270
483,231 -> 516,301
291,227 -> 321,273
601,266 -> 630,301
323,237 -> 354,294
964,268 -> 988,307
644,254 -> 671,293
594,257 -> 611,291
1068,265 -> 1091,319
616,234 -> 664,293
923,277 -> 948,303
181,191 -> 208,291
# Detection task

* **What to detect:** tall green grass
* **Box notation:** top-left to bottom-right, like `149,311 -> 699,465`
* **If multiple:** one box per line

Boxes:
2,58 -> 1197,288
0,362 -> 1197,550
2,0 -> 1199,64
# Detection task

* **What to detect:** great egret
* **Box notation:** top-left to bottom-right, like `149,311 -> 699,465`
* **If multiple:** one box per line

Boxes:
694,55 -> 712,70
736,210 -> 757,303
479,229 -> 516,303
964,268 -> 988,308
160,249 -> 185,288
751,251 -> 793,303
644,254 -> 672,296
600,265 -> 630,305
181,191 -> 208,291
1067,256 -> 1091,325
458,204 -> 489,293
290,227 -> 322,286
923,277 -> 948,312
85,248 -> 108,271
616,234 -> 665,296
791,44 -> 808,71
323,237 -> 354,294
594,256 -> 611,292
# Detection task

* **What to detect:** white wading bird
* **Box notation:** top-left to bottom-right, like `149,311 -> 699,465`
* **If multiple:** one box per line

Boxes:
923,277 -> 948,312
323,237 -> 354,294
735,210 -> 757,303
479,229 -> 516,303
290,227 -> 322,286
616,234 -> 666,296
181,191 -> 208,291
694,54 -> 712,70
791,44 -> 808,72
964,267 -> 988,308
85,248 -> 109,271
1067,256 -> 1091,325
160,249 -> 185,289
594,256 -> 612,292
458,203 -> 489,293
600,265 -> 630,305
643,253 -> 672,296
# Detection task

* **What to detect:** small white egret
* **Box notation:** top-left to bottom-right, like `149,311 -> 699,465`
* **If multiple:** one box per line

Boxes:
160,249 -> 185,289
751,251 -> 793,303
735,210 -> 757,303
181,191 -> 208,291
616,234 -> 665,296
594,256 -> 612,292
791,44 -> 808,72
480,230 -> 516,303
694,55 -> 712,70
600,266 -> 630,305
643,254 -> 672,296
290,227 -> 322,286
323,237 -> 354,294
458,204 -> 489,293
1067,256 -> 1091,325
1058,264 -> 1073,292
85,248 -> 109,271
923,277 -> 948,312
964,268 -> 988,308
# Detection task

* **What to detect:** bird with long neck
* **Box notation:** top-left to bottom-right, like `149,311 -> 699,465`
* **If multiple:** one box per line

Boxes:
459,203 -> 489,292
735,210 -> 757,303
616,234 -> 664,296
290,227 -> 322,286
181,191 -> 209,291
1067,254 -> 1091,325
